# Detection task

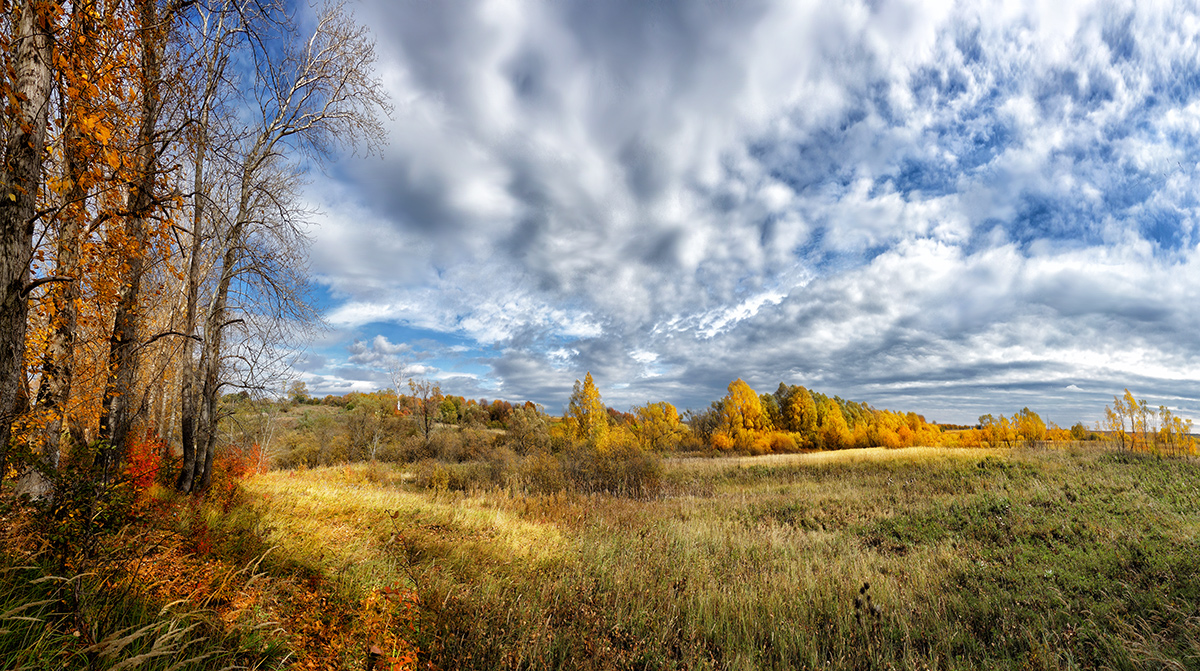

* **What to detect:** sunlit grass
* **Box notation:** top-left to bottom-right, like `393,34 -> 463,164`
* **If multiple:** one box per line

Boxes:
243,464 -> 568,597
232,446 -> 1200,669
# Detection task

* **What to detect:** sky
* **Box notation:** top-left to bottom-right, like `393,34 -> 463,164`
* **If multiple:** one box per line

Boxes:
290,0 -> 1200,427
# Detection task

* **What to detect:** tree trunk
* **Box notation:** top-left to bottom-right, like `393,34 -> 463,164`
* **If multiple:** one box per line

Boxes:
192,242 -> 234,492
0,0 -> 54,492
176,1 -> 233,494
176,109 -> 209,493
98,0 -> 164,481
35,0 -> 96,475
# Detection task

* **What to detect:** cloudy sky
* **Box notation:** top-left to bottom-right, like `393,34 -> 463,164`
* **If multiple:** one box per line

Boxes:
292,0 -> 1200,426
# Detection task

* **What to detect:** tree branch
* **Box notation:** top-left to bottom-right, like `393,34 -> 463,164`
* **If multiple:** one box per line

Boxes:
141,330 -> 203,348
21,276 -> 73,297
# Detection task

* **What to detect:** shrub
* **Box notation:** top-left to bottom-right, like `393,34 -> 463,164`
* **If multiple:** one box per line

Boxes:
506,451 -> 568,494
561,441 -> 662,498
411,459 -> 502,492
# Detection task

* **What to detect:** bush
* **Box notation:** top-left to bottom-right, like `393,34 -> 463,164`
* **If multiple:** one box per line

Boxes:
411,459 -> 503,493
561,441 -> 662,498
506,451 -> 568,494
411,437 -> 663,499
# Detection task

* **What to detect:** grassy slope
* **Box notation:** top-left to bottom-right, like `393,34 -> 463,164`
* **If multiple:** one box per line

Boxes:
242,446 -> 1200,671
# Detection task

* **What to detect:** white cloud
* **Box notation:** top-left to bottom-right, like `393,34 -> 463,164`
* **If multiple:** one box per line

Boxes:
294,0 -> 1200,424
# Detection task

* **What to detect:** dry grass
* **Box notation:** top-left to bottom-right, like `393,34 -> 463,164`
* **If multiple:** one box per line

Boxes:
230,445 -> 1200,670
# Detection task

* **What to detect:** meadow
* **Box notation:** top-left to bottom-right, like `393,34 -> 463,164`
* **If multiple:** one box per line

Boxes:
4,443 -> 1198,669
224,444 -> 1200,670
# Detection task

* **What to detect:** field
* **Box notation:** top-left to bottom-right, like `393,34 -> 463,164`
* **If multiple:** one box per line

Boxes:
232,445 -> 1200,670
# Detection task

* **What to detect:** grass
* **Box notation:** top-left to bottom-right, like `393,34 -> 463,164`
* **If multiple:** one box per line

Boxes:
232,445 -> 1200,670
7,445 -> 1194,669
0,508 -> 291,670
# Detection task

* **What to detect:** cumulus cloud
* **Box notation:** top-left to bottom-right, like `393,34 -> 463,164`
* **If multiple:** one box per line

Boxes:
296,0 -> 1200,424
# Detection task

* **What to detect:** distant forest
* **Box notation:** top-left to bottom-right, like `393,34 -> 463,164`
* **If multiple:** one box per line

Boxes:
260,373 -> 1195,473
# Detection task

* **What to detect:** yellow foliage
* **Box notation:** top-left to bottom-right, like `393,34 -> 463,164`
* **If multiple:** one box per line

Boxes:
566,372 -> 608,447
715,379 -> 769,451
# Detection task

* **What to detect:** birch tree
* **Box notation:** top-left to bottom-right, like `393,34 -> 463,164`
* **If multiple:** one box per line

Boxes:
178,0 -> 388,492
0,0 -> 55,491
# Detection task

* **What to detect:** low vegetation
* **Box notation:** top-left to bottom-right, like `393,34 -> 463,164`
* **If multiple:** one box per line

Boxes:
13,441 -> 1200,669
242,445 -> 1200,670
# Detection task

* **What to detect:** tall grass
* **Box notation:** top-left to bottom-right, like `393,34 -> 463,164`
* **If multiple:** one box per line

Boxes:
0,525 -> 290,670
241,446 -> 1200,670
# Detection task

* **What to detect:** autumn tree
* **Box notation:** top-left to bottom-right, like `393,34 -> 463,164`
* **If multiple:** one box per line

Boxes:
773,383 -> 818,447
816,398 -> 851,450
29,0 -> 110,477
288,380 -> 309,403
978,414 -> 1012,448
566,372 -> 608,447
1014,407 -> 1046,447
1104,390 -> 1136,451
632,401 -> 686,451
713,378 -> 770,451
96,0 -> 186,484
0,0 -> 55,491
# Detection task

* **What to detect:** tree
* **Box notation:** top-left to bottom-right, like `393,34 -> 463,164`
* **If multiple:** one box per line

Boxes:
407,378 -> 442,444
714,378 -> 769,451
1014,407 -> 1046,446
633,401 -> 686,451
97,0 -> 183,484
978,414 -> 1012,448
566,372 -> 608,446
1106,390 -> 1135,451
0,0 -> 55,491
30,0 -> 113,476
817,398 -> 851,450
438,396 -> 461,424
683,406 -> 720,448
780,385 -> 818,446
178,0 -> 388,493
505,404 -> 549,454
346,392 -> 391,461
288,380 -> 309,403
177,0 -> 244,496
1069,422 -> 1091,441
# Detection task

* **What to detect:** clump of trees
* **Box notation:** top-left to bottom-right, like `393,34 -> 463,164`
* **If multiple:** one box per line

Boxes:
1103,389 -> 1195,456
0,0 -> 388,500
683,379 -> 944,454
229,373 -> 1198,492
270,372 -> 666,498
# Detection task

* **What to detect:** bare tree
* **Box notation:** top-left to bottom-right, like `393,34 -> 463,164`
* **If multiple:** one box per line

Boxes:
178,0 -> 388,493
177,0 -> 243,494
389,361 -> 408,413
408,378 -> 442,445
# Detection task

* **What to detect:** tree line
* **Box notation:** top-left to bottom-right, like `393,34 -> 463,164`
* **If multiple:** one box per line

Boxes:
266,374 -> 1196,469
0,0 -> 388,498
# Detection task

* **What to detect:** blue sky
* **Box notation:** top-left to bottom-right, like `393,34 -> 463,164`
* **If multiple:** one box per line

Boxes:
292,0 -> 1200,426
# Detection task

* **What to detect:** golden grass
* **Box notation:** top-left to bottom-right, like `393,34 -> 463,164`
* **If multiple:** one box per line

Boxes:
230,445 -> 1200,669
243,464 -> 568,596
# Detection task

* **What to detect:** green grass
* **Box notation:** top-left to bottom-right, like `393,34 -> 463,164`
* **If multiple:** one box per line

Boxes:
236,446 -> 1200,670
